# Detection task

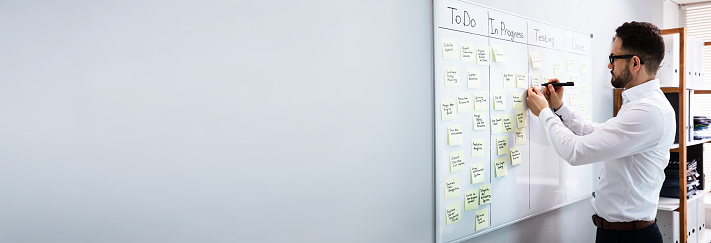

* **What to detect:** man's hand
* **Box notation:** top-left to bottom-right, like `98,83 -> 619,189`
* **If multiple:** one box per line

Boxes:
526,86 -> 548,117
543,78 -> 564,110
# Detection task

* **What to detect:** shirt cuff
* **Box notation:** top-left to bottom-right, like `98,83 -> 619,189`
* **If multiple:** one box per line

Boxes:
553,103 -> 573,121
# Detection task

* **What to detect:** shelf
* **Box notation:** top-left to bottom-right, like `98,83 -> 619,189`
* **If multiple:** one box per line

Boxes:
658,87 -> 711,93
691,139 -> 711,146
661,28 -> 685,35
658,189 -> 711,211
652,27 -> 693,243
670,139 -> 711,152
704,228 -> 711,243
662,87 -> 681,93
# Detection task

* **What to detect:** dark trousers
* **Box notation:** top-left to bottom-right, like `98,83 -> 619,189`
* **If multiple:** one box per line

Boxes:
595,221 -> 663,243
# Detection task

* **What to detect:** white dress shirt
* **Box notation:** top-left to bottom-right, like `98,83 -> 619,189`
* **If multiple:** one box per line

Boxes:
538,79 -> 676,222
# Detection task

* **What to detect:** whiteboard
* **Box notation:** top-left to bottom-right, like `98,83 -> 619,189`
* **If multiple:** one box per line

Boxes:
433,1 -> 594,242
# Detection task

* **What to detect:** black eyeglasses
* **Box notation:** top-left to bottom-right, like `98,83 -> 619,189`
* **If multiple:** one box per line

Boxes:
609,54 -> 644,65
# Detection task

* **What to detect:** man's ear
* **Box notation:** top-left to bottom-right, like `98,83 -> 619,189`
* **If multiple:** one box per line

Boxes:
631,56 -> 642,72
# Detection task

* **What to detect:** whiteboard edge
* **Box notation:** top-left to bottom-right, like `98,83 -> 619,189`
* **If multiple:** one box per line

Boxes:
447,195 -> 592,243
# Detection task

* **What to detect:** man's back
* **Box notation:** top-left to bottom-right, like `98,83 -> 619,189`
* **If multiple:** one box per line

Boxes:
592,80 -> 676,222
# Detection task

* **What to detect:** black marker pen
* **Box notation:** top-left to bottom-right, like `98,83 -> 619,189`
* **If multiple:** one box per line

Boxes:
540,82 -> 574,87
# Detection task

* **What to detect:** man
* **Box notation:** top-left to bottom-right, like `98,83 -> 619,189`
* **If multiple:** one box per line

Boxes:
526,21 -> 675,243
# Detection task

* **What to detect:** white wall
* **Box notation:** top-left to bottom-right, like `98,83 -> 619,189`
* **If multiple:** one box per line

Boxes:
0,1 -> 666,243
663,0 -> 681,29
0,1 -> 434,242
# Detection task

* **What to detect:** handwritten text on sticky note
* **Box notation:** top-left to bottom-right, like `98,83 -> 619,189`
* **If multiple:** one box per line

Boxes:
494,156 -> 507,177
446,201 -> 462,225
445,177 -> 460,199
448,125 -> 463,145
510,146 -> 522,165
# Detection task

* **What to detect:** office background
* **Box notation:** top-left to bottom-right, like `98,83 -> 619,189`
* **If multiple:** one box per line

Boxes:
0,0 -> 684,242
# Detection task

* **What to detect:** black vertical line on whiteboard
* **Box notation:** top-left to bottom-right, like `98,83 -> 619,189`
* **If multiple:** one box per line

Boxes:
487,10 -> 493,209
527,21 -> 531,211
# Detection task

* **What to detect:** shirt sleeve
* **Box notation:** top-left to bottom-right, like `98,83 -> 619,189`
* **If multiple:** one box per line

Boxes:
538,103 -> 665,166
554,103 -> 602,136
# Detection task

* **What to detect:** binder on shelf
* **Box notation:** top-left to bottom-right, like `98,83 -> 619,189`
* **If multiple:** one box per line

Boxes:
658,35 -> 705,89
687,37 -> 705,89
665,91 -> 692,143
659,34 -> 680,87
661,160 -> 700,199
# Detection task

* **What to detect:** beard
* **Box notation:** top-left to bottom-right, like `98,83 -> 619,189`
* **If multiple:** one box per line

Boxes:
611,65 -> 632,89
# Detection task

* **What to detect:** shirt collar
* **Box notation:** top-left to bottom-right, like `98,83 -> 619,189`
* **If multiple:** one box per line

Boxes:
621,79 -> 661,104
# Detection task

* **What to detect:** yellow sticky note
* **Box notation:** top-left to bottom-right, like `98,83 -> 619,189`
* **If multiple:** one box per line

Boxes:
554,62 -> 562,76
516,72 -> 527,88
475,208 -> 489,231
503,71 -> 515,88
445,177 -> 461,199
457,92 -> 473,113
510,146 -> 522,166
474,92 -> 488,111
490,115 -> 502,134
494,156 -> 507,177
515,127 -> 526,145
441,99 -> 457,121
445,201 -> 462,226
530,73 -> 541,87
471,138 -> 485,158
502,114 -> 514,133
467,68 -> 481,89
472,112 -> 487,130
570,75 -> 579,83
476,46 -> 490,66
479,184 -> 492,204
447,125 -> 463,145
492,44 -> 507,62
512,93 -> 523,110
516,110 -> 527,128
567,55 -> 576,70
442,38 -> 458,59
493,92 -> 505,110
461,42 -> 476,62
530,51 -> 542,68
449,150 -> 466,173
580,82 -> 589,96
470,162 -> 485,184
581,61 -> 589,75
444,66 -> 460,87
496,136 -> 508,155
465,189 -> 480,211
569,92 -> 578,106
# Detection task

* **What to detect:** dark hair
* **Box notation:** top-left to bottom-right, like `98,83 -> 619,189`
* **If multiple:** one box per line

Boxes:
615,21 -> 665,75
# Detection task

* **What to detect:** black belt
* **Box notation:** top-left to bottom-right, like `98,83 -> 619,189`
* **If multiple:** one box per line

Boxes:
592,214 -> 655,230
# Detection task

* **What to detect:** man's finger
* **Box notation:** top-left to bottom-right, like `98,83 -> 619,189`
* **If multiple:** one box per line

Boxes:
542,86 -> 550,96
548,84 -> 556,95
532,86 -> 541,95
